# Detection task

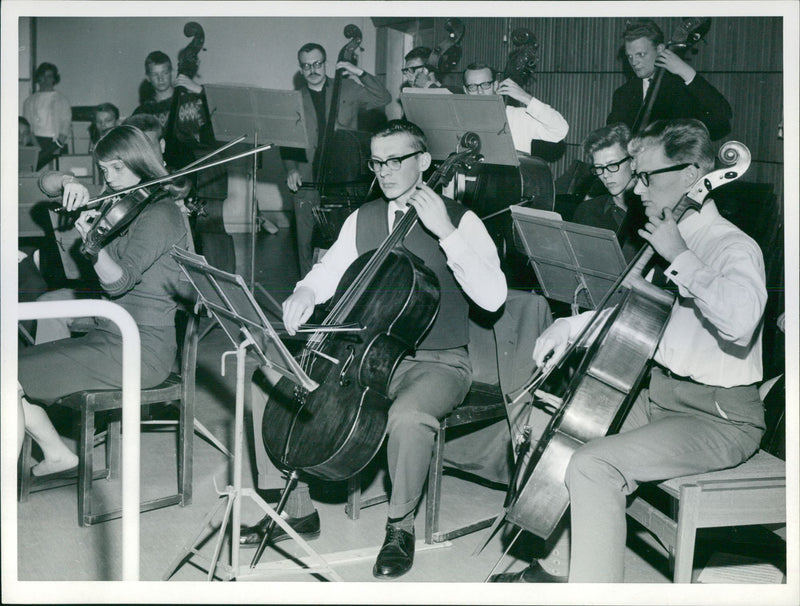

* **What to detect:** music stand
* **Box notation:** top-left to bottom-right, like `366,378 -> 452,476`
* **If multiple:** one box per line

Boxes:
163,247 -> 343,581
401,92 -> 517,165
510,205 -> 627,311
203,84 -> 309,301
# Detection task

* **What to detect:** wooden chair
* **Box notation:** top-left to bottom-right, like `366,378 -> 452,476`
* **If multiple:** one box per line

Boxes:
18,312 -> 199,526
626,378 -> 787,583
345,290 -> 552,544
345,381 -> 507,544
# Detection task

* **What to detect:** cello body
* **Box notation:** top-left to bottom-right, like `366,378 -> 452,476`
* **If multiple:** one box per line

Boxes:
506,276 -> 674,539
502,140 -> 752,541
261,248 -> 440,481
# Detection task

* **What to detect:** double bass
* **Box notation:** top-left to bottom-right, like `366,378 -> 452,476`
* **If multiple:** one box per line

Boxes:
500,141 -> 751,541
631,18 -> 712,135
261,135 -> 482,481
308,25 -> 376,248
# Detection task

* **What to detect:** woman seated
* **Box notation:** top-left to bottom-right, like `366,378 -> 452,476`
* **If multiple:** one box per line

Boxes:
17,125 -> 193,473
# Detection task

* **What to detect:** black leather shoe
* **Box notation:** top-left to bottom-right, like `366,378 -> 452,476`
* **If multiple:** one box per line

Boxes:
372,524 -> 415,579
239,510 -> 320,547
490,561 -> 568,583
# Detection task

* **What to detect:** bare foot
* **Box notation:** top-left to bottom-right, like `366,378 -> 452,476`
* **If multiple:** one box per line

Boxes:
32,453 -> 79,476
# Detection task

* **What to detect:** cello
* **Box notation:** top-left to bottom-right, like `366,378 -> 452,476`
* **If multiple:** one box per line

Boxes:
261,134 -> 483,482
499,141 -> 751,542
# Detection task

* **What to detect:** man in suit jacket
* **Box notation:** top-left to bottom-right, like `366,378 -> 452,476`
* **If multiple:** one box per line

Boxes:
282,42 -> 391,275
607,19 -> 732,141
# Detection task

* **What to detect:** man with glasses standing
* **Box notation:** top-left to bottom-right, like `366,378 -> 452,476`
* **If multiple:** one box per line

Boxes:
283,42 -> 391,275
493,119 -> 766,583
277,120 -> 507,579
463,62 -> 568,152
572,123 -> 645,261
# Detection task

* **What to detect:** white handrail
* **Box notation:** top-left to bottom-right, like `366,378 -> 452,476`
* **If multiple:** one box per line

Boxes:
18,300 -> 141,581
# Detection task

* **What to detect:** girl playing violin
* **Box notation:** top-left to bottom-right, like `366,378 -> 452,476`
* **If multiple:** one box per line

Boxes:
18,125 -> 193,475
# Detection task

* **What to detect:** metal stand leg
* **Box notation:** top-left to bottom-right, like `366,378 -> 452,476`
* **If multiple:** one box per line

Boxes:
162,339 -> 342,582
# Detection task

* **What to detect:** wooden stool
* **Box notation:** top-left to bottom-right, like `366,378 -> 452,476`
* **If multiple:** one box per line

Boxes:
626,449 -> 786,582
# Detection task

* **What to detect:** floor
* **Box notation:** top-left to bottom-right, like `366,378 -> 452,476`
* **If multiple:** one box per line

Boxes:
13,221 -> 789,602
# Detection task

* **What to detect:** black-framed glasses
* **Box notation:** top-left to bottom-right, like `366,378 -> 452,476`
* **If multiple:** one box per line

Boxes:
631,162 -> 698,187
402,65 -> 425,76
465,80 -> 494,93
590,156 -> 631,176
300,60 -> 326,72
367,151 -> 422,173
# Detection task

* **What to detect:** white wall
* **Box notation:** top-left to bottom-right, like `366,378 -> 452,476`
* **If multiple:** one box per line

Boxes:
35,16 -> 379,118
32,16 -> 381,217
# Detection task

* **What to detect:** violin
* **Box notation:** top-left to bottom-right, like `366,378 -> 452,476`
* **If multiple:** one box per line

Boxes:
45,137 -> 272,257
81,186 -> 170,257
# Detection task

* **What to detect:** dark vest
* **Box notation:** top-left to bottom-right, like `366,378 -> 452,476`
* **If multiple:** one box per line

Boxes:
355,198 -> 469,350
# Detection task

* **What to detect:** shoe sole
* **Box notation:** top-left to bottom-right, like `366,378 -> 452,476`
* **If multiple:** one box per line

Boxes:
239,529 -> 320,548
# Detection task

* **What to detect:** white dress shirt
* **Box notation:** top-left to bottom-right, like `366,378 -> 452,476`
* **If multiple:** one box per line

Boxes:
553,201 -> 766,387
505,97 -> 569,151
296,199 -> 508,313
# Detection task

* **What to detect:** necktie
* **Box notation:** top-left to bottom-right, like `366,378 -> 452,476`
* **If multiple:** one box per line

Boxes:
393,209 -> 405,231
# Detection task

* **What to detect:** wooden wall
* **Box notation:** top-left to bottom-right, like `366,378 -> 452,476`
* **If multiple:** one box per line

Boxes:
429,17 -> 784,206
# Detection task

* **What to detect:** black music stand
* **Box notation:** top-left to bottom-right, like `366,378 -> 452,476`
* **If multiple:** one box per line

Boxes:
162,247 -> 343,581
511,205 -> 627,311
203,84 -> 308,300
400,92 -> 517,165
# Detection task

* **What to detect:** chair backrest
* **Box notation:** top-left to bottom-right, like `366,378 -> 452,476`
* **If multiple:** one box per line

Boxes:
178,311 -> 199,408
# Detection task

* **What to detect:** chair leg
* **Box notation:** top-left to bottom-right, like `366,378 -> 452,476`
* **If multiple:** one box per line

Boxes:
179,397 -> 194,506
18,433 -> 34,502
346,476 -> 361,520
425,424 -> 446,544
106,418 -> 121,480
78,409 -> 95,527
673,485 -> 701,583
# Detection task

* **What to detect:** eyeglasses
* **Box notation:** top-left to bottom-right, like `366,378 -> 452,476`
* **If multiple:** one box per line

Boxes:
300,60 -> 326,73
590,156 -> 631,176
367,151 -> 422,173
465,80 -> 494,93
631,162 -> 698,187
402,65 -> 425,76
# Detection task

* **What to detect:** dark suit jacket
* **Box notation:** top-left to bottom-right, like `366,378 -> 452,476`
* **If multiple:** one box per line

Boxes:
607,71 -> 732,140
281,73 -> 391,180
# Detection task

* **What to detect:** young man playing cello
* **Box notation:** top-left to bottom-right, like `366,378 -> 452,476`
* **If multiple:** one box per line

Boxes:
243,120 -> 507,579
492,119 -> 767,583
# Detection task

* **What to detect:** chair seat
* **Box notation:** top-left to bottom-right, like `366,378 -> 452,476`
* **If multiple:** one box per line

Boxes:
54,373 -> 182,413
444,382 -> 504,428
656,450 -> 785,499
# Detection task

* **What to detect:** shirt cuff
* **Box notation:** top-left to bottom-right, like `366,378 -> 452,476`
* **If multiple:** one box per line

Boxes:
664,249 -> 702,285
438,228 -> 469,258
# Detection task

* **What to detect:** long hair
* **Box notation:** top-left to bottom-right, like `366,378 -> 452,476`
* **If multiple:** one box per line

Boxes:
94,125 -> 190,198
94,125 -> 167,180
